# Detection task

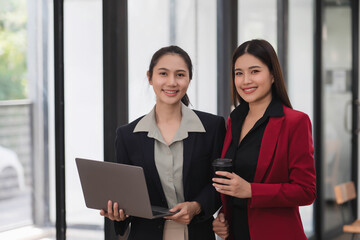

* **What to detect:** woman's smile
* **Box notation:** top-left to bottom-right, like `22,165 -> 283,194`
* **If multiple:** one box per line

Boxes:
163,89 -> 180,96
242,87 -> 257,94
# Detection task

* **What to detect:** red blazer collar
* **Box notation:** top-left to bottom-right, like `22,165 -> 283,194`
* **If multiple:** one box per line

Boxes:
254,115 -> 284,182
221,116 -> 232,158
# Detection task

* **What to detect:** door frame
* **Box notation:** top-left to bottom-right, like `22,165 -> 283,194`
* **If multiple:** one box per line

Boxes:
313,0 -> 359,239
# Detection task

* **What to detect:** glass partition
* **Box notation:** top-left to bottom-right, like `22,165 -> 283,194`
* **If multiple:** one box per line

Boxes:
62,0 -> 104,237
0,0 -> 54,238
1,0 -> 105,239
0,0 -> 33,231
238,0 -> 277,48
322,0 -> 354,233
288,0 -> 314,237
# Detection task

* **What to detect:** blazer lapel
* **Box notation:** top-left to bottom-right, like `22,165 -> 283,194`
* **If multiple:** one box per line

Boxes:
254,116 -> 284,182
182,133 -> 195,197
141,135 -> 167,201
221,116 -> 232,158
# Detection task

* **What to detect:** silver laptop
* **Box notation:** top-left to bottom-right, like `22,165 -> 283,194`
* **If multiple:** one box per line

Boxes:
75,157 -> 175,219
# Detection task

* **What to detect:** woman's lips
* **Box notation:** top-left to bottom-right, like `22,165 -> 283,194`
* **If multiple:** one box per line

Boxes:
242,87 -> 257,94
163,89 -> 179,96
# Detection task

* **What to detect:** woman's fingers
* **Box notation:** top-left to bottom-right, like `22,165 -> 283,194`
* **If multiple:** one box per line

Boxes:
215,171 -> 233,178
165,202 -> 200,225
165,203 -> 185,221
119,209 -> 129,221
213,173 -> 252,198
113,203 -> 129,221
99,209 -> 107,217
212,171 -> 234,185
100,200 -> 128,221
113,202 -> 120,220
107,200 -> 113,215
213,214 -> 229,238
212,177 -> 230,185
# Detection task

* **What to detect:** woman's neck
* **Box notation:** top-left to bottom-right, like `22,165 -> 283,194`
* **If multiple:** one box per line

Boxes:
248,97 -> 272,119
155,102 -> 182,124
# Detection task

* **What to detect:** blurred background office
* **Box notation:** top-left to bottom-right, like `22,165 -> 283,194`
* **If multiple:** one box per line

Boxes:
0,0 -> 357,239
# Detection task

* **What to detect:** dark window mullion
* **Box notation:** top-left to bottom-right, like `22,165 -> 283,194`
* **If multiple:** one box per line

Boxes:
277,0 -> 288,84
103,0 -> 128,239
54,0 -> 66,239
314,0 -> 323,239
351,0 -> 359,218
217,0 -> 238,118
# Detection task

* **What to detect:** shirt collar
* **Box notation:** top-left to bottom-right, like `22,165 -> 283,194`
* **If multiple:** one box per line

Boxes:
263,97 -> 284,118
229,98 -> 284,146
230,97 -> 284,121
133,103 -> 205,144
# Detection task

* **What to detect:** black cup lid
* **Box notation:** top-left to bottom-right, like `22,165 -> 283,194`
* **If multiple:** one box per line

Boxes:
212,158 -> 232,167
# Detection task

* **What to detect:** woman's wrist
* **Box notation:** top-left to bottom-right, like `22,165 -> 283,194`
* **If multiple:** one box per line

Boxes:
191,201 -> 202,215
247,182 -> 252,198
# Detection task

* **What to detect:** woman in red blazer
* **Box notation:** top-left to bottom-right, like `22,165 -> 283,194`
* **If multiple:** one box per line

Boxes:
212,39 -> 316,240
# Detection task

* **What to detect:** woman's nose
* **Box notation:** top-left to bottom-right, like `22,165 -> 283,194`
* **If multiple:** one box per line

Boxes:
167,75 -> 177,85
243,74 -> 251,83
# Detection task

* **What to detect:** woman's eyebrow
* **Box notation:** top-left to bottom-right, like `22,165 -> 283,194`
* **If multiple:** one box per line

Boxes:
234,65 -> 261,71
156,68 -> 187,73
249,65 -> 261,69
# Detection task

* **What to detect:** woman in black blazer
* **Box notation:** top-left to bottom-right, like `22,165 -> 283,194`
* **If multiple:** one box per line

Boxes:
100,46 -> 225,240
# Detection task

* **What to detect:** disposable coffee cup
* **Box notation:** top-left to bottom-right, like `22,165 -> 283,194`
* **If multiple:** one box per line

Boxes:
212,158 -> 233,179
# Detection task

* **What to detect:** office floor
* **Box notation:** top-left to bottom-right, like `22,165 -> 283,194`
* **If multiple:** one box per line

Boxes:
331,233 -> 356,240
0,226 -> 356,240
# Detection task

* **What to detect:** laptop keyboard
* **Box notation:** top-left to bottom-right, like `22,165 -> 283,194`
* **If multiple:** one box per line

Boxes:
152,210 -> 167,216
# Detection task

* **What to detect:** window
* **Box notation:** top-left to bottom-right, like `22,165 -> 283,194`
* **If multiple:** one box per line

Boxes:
288,0 -> 314,236
238,0 -> 277,48
0,0 -> 104,238
62,0 -> 104,234
128,0 -> 217,121
0,0 -> 33,231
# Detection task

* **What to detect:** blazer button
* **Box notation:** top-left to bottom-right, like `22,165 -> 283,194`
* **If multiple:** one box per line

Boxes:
158,224 -> 163,229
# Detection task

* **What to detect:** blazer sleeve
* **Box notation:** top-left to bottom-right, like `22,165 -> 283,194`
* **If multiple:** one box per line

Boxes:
113,127 -> 133,236
192,116 -> 226,222
249,113 -> 316,208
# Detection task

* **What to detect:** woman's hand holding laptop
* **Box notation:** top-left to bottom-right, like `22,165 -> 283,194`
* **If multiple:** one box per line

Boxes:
164,201 -> 201,225
100,199 -> 200,224
100,200 -> 129,222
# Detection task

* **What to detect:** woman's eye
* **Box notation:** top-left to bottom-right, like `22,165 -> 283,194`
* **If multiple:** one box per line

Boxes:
159,72 -> 167,76
235,72 -> 242,76
177,73 -> 185,77
251,70 -> 259,74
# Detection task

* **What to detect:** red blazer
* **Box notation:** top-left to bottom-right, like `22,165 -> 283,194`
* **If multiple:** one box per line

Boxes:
220,105 -> 316,240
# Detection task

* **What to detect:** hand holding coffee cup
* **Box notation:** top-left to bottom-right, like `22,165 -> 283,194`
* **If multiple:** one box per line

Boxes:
212,158 -> 252,198
212,158 -> 233,183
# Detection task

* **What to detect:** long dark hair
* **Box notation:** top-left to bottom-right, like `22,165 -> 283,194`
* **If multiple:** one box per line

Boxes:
231,39 -> 292,109
148,45 -> 193,106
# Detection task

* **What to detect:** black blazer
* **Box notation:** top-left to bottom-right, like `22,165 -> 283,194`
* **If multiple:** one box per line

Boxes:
113,110 -> 226,240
